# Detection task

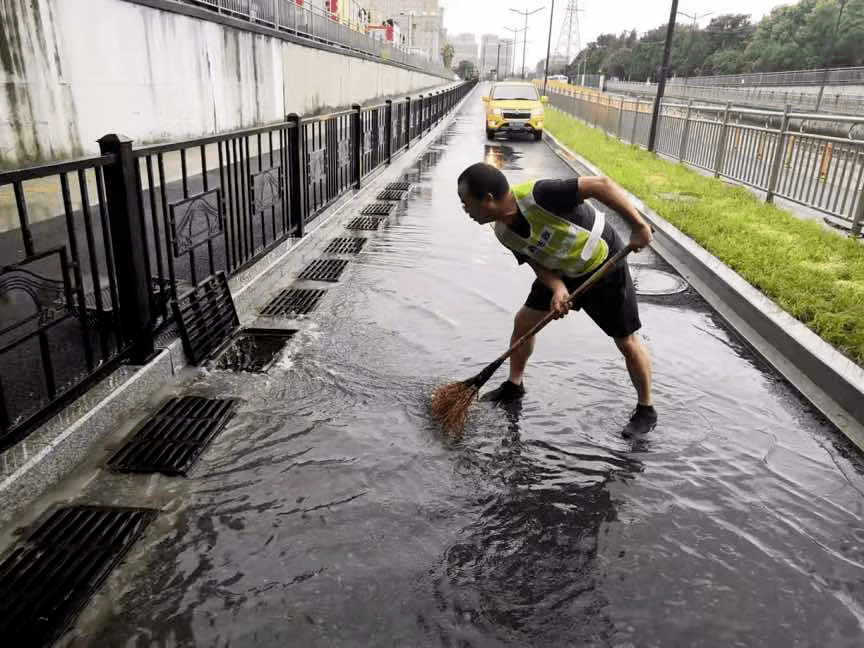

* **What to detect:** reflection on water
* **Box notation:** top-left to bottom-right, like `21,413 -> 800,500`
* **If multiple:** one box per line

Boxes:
67,88 -> 864,648
483,144 -> 522,170
425,399 -> 643,646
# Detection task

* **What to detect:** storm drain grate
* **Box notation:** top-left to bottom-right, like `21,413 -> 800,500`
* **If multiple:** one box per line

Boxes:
376,189 -> 407,201
0,505 -> 157,648
324,237 -> 367,255
214,329 -> 297,372
346,216 -> 385,230
386,182 -> 412,191
108,397 -> 237,475
172,272 -> 239,365
360,202 -> 395,216
260,288 -> 326,316
297,258 -> 349,282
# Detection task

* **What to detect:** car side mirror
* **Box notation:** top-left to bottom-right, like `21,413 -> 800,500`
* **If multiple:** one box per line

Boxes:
541,96 -> 548,103
482,96 -> 490,102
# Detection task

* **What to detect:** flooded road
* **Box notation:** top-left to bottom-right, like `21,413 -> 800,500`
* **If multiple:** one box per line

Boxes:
64,87 -> 864,647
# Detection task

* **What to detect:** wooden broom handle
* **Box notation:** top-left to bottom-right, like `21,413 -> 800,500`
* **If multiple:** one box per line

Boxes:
495,244 -> 636,364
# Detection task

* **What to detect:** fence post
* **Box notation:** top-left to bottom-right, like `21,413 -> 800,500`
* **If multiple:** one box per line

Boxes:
287,113 -> 305,237
713,102 -> 732,178
352,103 -> 362,189
385,99 -> 393,165
765,104 -> 791,204
97,134 -> 154,364
616,97 -> 624,139
418,94 -> 424,134
630,98 -> 640,145
850,178 -> 864,238
405,96 -> 412,148
678,99 -> 692,162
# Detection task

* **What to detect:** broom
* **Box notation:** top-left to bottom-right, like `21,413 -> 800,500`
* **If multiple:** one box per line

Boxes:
430,244 -> 636,435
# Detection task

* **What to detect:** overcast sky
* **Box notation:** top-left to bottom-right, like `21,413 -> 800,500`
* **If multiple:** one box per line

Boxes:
439,0 -> 791,69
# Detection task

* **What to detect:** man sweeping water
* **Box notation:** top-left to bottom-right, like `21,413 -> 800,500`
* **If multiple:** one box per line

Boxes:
453,162 -> 656,438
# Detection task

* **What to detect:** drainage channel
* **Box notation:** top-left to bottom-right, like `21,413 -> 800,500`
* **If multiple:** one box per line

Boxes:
0,176 -> 416,647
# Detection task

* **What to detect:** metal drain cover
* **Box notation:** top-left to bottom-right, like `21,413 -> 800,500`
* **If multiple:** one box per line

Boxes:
325,237 -> 367,254
0,505 -> 157,648
347,216 -> 385,230
298,258 -> 349,282
360,202 -> 394,216
386,182 -> 412,191
260,288 -> 326,316
108,397 -> 236,475
631,266 -> 689,295
172,272 -> 239,365
214,329 -> 296,372
377,189 -> 407,201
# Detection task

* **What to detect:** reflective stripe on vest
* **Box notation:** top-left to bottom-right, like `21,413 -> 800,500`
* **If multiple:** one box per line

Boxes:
494,180 -> 608,277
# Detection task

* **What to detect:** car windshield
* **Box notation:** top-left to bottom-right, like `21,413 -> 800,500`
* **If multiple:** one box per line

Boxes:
491,85 -> 539,100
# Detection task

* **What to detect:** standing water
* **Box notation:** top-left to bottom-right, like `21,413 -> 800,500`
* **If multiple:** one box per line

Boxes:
57,89 -> 864,647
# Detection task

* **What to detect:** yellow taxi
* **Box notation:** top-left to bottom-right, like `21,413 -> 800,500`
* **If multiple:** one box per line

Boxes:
483,82 -> 548,141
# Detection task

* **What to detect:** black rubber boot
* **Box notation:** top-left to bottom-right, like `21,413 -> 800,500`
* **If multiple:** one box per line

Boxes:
479,380 -> 526,403
621,404 -> 658,438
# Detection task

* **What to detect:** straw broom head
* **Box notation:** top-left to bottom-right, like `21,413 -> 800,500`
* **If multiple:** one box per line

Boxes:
429,379 -> 479,438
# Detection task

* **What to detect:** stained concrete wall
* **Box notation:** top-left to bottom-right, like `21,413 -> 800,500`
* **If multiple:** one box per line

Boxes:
0,0 -> 450,169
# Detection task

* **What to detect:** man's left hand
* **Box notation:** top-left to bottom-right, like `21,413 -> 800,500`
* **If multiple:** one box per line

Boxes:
630,223 -> 653,251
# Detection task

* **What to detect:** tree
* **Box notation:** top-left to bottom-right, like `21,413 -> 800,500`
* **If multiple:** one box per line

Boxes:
440,42 -> 455,69
454,60 -> 478,80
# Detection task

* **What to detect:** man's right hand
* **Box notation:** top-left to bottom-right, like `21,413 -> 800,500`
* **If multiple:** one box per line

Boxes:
550,284 -> 571,318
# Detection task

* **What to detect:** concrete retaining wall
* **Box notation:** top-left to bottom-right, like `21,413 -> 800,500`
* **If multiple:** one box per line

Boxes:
0,0 -> 449,168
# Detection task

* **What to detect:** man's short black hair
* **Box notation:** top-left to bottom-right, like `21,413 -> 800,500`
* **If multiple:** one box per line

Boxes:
458,162 -> 509,200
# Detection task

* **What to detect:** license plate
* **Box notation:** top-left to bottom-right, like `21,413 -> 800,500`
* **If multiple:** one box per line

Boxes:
508,120 -> 526,129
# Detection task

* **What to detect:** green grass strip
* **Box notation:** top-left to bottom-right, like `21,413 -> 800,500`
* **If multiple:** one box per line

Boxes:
545,108 -> 864,367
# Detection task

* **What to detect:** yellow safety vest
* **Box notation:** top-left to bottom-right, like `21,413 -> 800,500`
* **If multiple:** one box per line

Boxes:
493,180 -> 608,277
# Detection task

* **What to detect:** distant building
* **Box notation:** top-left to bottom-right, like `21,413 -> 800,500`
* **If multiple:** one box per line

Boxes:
366,1 -> 444,61
451,33 -> 478,69
480,35 -> 514,80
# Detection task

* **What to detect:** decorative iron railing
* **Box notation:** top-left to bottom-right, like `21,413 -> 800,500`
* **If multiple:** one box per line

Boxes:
0,80 -> 475,449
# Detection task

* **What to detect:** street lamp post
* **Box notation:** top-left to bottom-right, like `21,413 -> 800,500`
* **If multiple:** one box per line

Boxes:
677,10 -> 712,26
510,6 -> 544,79
542,0 -> 556,96
505,26 -> 526,79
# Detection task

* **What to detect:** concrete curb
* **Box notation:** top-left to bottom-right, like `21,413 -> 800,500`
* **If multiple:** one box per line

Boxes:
544,129 -> 864,451
0,94 -> 472,528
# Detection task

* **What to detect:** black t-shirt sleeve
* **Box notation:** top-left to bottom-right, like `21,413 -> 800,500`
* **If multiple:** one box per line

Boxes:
532,178 -> 583,213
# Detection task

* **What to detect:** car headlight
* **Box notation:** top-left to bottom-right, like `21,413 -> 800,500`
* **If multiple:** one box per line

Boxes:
531,108 -> 544,117
492,108 -> 503,116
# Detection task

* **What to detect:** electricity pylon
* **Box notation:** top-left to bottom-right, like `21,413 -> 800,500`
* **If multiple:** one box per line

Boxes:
555,0 -> 583,66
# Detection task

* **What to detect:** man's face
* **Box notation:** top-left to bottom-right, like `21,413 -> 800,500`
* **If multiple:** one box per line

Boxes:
458,181 -> 496,225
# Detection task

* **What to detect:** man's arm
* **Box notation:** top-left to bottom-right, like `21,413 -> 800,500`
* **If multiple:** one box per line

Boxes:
577,176 -> 652,250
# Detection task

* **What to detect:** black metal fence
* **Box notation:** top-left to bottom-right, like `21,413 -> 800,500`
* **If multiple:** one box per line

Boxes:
0,81 -> 475,450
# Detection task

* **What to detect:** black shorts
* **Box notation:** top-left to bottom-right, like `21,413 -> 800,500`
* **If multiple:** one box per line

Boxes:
524,261 -> 641,338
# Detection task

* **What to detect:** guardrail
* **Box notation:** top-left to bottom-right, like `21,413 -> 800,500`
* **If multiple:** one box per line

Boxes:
0,80 -> 476,450
665,66 -> 864,88
181,0 -> 452,77
545,85 -> 864,237
606,80 -> 864,116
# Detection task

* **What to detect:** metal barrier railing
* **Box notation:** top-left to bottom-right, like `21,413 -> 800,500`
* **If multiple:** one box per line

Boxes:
606,80 -> 864,116
182,0 -> 452,77
546,87 -> 864,237
0,80 -> 475,449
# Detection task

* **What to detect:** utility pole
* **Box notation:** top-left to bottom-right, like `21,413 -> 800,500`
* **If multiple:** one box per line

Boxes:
496,42 -> 501,80
510,6 -> 544,78
647,0 -> 679,152
542,0 -> 556,96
